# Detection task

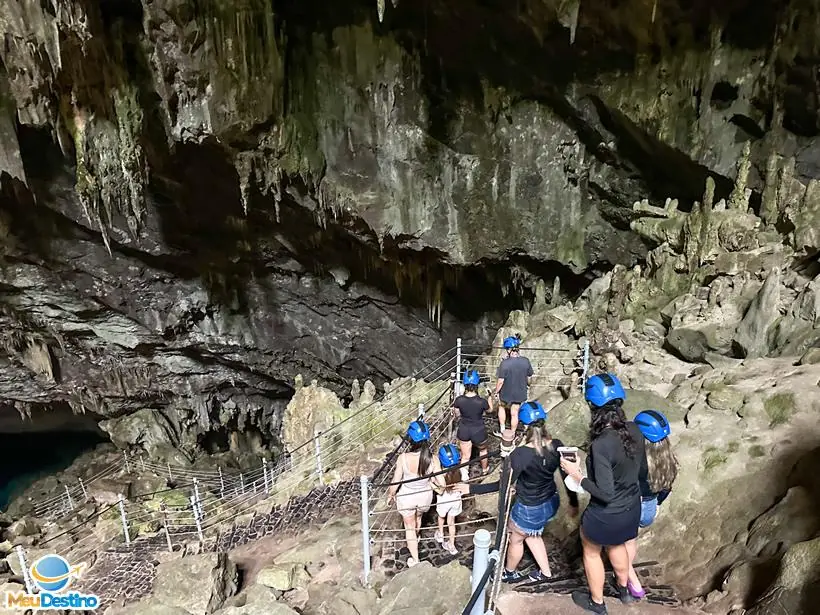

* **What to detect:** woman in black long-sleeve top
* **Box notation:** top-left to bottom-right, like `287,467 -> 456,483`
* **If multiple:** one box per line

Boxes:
460,401 -> 579,583
560,374 -> 646,615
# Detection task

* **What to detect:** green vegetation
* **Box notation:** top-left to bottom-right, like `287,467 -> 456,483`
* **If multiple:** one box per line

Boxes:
764,392 -> 796,427
701,446 -> 728,473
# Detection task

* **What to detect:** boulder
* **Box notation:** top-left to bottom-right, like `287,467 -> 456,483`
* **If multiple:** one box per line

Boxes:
746,536 -> 820,615
256,563 -> 306,592
666,325 -> 730,363
87,478 -> 133,505
377,560 -> 471,615
5,517 -> 39,539
798,347 -> 820,365
315,586 -> 378,615
543,304 -> 577,333
212,585 -> 296,615
98,408 -> 181,460
732,268 -> 782,358
746,487 -> 820,558
705,386 -> 746,414
151,552 -> 238,615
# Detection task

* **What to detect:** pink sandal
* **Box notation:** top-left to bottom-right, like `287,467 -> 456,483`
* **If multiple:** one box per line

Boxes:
628,580 -> 647,599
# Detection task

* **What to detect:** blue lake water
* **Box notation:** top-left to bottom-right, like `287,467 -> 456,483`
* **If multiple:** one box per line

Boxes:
0,431 -> 106,511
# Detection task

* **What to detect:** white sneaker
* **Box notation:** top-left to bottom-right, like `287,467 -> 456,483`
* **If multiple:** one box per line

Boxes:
445,543 -> 459,556
460,467 -> 469,482
434,530 -> 444,544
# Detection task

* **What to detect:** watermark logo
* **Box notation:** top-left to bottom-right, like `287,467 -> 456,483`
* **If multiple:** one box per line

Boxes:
5,554 -> 100,610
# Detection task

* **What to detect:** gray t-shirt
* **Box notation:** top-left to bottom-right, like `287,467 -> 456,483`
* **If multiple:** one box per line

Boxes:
496,355 -> 534,403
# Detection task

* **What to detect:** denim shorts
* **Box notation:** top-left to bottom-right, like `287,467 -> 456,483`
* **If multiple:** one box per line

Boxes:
640,497 -> 658,528
509,493 -> 559,536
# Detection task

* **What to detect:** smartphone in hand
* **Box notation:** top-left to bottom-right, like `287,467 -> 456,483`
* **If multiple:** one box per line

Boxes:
557,446 -> 579,463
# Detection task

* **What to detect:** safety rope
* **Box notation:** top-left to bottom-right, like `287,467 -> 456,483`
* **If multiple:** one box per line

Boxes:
488,455 -> 516,612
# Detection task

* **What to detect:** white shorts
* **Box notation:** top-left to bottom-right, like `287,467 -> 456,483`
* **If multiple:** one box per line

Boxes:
436,492 -> 463,518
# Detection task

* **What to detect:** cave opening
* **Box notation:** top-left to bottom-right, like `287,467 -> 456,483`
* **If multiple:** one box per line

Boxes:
0,403 -> 107,511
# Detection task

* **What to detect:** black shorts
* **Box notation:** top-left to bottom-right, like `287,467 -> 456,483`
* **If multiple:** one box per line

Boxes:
499,398 -> 525,408
457,423 -> 488,446
581,503 -> 641,546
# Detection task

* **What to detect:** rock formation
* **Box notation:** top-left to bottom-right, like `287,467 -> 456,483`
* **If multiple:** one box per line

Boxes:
0,0 -> 818,463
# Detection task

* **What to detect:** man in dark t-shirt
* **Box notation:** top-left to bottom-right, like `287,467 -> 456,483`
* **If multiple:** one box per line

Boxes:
494,336 -> 534,436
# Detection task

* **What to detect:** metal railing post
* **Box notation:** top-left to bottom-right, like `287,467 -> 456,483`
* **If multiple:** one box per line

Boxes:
65,485 -> 74,510
360,475 -> 371,586
78,478 -> 88,501
417,403 -> 425,420
15,545 -> 34,594
582,340 -> 590,391
193,478 -> 203,520
140,455 -> 146,472
123,451 -> 130,474
262,459 -> 270,494
191,495 -> 204,542
161,503 -> 173,553
240,473 -> 245,495
117,494 -> 130,545
455,338 -> 462,396
219,466 -> 225,498
315,430 -> 324,485
167,462 -> 172,481
470,529 -> 492,615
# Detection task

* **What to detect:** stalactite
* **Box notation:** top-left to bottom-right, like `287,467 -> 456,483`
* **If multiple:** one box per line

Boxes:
557,0 -> 581,44
377,0 -> 386,23
651,0 -> 658,24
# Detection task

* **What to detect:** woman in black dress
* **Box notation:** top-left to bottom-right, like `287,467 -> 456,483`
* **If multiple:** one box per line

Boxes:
560,373 -> 645,614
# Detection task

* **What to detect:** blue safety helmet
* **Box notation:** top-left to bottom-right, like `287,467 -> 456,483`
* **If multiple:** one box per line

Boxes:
585,373 -> 626,408
462,370 -> 480,386
406,420 -> 431,443
519,401 -> 547,425
502,336 -> 520,350
634,410 -> 671,443
438,443 -> 461,468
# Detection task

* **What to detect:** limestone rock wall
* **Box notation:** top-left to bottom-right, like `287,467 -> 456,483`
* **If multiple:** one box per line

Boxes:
0,0 -> 819,460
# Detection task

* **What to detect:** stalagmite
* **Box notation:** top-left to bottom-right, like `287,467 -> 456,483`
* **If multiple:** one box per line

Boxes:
729,141 -> 752,211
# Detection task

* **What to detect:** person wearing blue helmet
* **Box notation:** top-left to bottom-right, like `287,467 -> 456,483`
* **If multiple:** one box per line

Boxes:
432,444 -> 463,556
457,400 -> 580,583
453,370 -> 491,477
493,333 -> 533,437
387,420 -> 441,567
560,373 -> 646,614
621,410 -> 678,600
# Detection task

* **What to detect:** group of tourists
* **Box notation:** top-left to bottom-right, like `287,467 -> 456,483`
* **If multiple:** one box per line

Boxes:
387,336 -> 679,614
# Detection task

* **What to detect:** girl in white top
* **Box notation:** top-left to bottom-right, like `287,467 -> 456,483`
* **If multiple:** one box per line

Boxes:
433,444 -> 463,555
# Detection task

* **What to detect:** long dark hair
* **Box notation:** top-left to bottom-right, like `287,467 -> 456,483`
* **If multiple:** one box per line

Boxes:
589,399 -> 636,458
408,439 -> 432,476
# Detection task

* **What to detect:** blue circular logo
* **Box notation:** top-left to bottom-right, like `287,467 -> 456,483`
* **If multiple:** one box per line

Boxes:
31,555 -> 73,593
